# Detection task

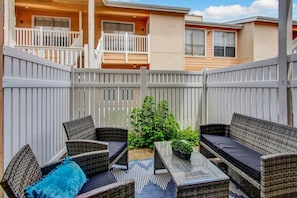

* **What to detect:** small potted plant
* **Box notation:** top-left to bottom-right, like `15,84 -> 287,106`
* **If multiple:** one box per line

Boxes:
171,140 -> 193,160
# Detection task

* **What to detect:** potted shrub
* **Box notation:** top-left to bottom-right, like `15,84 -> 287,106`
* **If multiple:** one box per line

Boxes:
171,140 -> 193,160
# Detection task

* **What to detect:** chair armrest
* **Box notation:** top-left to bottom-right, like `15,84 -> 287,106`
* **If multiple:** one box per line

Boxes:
41,150 -> 109,177
77,179 -> 135,198
96,127 -> 128,142
200,124 -> 230,136
261,153 -> 297,197
66,139 -> 108,156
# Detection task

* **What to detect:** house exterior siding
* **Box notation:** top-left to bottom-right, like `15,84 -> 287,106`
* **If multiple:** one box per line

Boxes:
12,1 -> 297,71
253,22 -> 278,61
16,7 -> 80,31
237,22 -> 254,64
149,12 -> 185,70
184,26 -> 240,70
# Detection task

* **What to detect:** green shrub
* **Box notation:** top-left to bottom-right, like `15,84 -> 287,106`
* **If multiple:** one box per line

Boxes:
128,131 -> 145,149
176,127 -> 199,146
129,96 -> 180,149
129,96 -> 199,149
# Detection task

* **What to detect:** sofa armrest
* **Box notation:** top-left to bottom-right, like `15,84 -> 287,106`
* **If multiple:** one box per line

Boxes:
200,124 -> 230,136
261,153 -> 297,197
96,127 -> 128,142
77,179 -> 135,198
41,150 -> 109,177
66,139 -> 108,156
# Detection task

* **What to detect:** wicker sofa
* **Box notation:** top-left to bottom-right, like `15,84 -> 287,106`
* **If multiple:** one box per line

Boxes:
63,115 -> 128,169
1,144 -> 134,198
200,113 -> 297,198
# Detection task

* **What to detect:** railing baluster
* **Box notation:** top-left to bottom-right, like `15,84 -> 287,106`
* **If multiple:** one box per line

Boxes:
15,27 -> 82,47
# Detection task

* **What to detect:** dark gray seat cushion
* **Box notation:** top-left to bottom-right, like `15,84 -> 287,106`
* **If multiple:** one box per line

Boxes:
107,141 -> 128,163
201,134 -> 262,181
79,171 -> 116,194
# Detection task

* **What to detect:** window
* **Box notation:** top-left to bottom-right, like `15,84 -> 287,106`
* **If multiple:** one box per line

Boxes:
213,31 -> 236,57
103,21 -> 134,51
34,17 -> 70,30
33,16 -> 70,46
103,22 -> 133,34
185,29 -> 205,56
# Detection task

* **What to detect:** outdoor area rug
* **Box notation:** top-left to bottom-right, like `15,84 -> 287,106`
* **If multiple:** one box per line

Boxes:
111,158 -> 250,198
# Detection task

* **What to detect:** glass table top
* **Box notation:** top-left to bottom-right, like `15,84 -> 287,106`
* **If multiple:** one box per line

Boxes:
154,141 -> 229,186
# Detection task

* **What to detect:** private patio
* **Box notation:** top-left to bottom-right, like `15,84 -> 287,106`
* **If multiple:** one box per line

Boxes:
2,42 -> 297,197
1,1 -> 297,197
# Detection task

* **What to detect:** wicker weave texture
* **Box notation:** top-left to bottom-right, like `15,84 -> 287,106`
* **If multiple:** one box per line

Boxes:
0,145 -> 42,198
66,140 -> 108,156
230,113 -> 297,155
77,179 -> 135,198
63,115 -> 97,140
177,179 -> 229,198
261,153 -> 297,197
200,113 -> 297,198
96,127 -> 128,142
63,115 -> 129,169
1,145 -> 135,198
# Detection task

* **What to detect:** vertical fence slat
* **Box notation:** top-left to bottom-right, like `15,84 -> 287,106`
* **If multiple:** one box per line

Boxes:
3,47 -> 71,167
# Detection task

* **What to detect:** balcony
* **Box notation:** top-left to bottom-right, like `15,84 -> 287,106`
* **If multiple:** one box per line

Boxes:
13,28 -> 150,68
96,32 -> 150,67
14,27 -> 84,67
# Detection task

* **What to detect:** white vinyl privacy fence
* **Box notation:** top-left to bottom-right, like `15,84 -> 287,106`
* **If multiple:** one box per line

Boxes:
3,46 -> 297,169
206,58 -> 279,124
205,53 -> 297,126
3,46 -> 71,167
71,68 -> 203,130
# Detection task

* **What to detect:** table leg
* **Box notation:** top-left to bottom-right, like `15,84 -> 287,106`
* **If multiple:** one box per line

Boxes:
153,147 -> 165,174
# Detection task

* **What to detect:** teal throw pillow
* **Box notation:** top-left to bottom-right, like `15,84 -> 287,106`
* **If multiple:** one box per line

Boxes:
25,157 -> 87,198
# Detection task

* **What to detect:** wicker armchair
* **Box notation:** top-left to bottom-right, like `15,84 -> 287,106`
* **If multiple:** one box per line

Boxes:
63,115 -> 128,169
0,144 -> 134,198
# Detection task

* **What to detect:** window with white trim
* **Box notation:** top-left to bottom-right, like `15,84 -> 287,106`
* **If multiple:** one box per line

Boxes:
34,17 -> 70,30
213,31 -> 236,57
33,16 -> 70,46
185,29 -> 205,56
103,22 -> 134,34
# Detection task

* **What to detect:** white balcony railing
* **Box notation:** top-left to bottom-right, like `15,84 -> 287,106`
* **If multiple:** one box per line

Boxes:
103,33 -> 149,54
14,28 -> 149,67
15,27 -> 82,47
14,27 -> 84,67
95,32 -> 150,66
95,35 -> 104,68
16,46 -> 84,67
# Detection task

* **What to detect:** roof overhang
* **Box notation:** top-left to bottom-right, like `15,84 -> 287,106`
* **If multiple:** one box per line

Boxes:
186,20 -> 243,30
226,16 -> 297,25
103,0 -> 190,14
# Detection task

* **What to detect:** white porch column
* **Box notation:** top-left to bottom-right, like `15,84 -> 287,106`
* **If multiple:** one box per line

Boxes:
4,0 -> 15,46
278,0 -> 292,125
88,0 -> 95,68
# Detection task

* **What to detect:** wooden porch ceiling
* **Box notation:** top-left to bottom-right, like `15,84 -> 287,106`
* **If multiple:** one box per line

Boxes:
15,0 -> 150,19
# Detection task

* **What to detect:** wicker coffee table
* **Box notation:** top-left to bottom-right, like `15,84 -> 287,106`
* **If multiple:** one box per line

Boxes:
154,141 -> 229,198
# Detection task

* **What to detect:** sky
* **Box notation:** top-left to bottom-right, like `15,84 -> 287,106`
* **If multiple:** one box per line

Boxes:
112,0 -> 297,23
